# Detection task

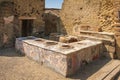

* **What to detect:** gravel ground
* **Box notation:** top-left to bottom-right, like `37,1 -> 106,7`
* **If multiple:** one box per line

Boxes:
0,48 -> 119,80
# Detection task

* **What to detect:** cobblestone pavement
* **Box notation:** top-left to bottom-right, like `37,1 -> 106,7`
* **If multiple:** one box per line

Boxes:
0,48 -> 119,80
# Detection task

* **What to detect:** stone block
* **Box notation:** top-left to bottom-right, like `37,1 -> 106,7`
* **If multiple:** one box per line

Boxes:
115,36 -> 120,59
77,31 -> 116,59
15,37 -> 102,76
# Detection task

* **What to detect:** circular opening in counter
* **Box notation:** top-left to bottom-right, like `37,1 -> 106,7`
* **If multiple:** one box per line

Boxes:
35,39 -> 44,42
60,44 -> 74,49
77,42 -> 87,45
46,41 -> 58,46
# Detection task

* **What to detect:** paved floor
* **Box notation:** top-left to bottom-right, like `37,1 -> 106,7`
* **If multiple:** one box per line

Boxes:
0,48 -> 119,80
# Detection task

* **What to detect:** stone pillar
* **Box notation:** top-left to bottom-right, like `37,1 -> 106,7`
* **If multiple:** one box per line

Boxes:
114,23 -> 120,59
116,35 -> 120,59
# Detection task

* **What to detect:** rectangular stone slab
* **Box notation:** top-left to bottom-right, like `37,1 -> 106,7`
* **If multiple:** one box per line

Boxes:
88,60 -> 120,80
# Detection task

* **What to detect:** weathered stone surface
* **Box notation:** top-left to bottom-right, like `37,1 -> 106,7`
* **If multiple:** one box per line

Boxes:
60,0 -> 120,57
0,0 -> 45,48
0,1 -> 15,48
16,37 -> 102,76
88,60 -> 120,80
60,0 -> 120,34
115,36 -> 120,59
44,9 -> 61,35
76,30 -> 116,59
15,37 -> 102,76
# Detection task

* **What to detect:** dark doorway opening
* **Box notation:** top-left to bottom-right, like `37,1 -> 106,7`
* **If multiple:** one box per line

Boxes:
22,20 -> 33,37
45,21 -> 57,35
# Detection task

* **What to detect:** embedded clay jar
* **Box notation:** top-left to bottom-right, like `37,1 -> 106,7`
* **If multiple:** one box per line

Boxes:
59,36 -> 68,43
35,39 -> 44,42
45,41 -> 58,46
60,44 -> 74,49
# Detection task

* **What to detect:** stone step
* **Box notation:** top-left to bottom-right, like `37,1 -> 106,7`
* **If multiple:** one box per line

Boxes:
78,35 -> 115,43
104,65 -> 120,80
87,60 -> 120,80
80,30 -> 115,40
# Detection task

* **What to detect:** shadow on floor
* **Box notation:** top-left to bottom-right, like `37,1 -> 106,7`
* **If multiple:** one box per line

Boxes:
0,48 -> 24,57
114,72 -> 120,80
69,57 -> 111,80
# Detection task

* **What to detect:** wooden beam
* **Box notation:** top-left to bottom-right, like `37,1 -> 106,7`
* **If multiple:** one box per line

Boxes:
19,16 -> 36,20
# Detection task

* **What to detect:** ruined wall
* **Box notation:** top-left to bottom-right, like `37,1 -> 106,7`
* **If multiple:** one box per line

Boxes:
61,0 -> 120,58
14,0 -> 45,35
44,8 -> 61,35
0,0 -> 45,48
0,1 -> 15,48
61,0 -> 118,34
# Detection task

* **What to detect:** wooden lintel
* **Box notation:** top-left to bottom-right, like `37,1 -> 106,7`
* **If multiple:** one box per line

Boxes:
19,16 -> 37,20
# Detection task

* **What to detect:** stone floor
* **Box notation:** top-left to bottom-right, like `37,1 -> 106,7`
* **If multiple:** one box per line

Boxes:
0,48 -> 119,80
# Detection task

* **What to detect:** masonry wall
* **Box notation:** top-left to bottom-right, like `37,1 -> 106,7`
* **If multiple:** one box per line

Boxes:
0,0 -> 15,48
61,0 -> 117,34
14,0 -> 45,34
0,0 -> 45,48
44,8 -> 61,35
60,0 -> 120,58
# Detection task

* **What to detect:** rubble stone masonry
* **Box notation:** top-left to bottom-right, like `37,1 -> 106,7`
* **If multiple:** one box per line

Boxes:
0,0 -> 45,48
60,0 -> 120,59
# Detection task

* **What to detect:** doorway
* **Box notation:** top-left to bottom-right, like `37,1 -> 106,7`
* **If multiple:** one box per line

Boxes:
21,20 -> 33,37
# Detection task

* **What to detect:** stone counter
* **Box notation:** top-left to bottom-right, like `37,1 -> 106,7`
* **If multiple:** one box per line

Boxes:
15,36 -> 102,76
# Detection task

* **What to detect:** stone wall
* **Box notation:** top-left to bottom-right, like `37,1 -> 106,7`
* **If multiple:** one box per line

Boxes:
61,0 -> 119,34
61,0 -> 120,59
14,0 -> 45,34
43,8 -> 67,36
44,8 -> 61,35
0,1 -> 15,48
0,0 -> 45,48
